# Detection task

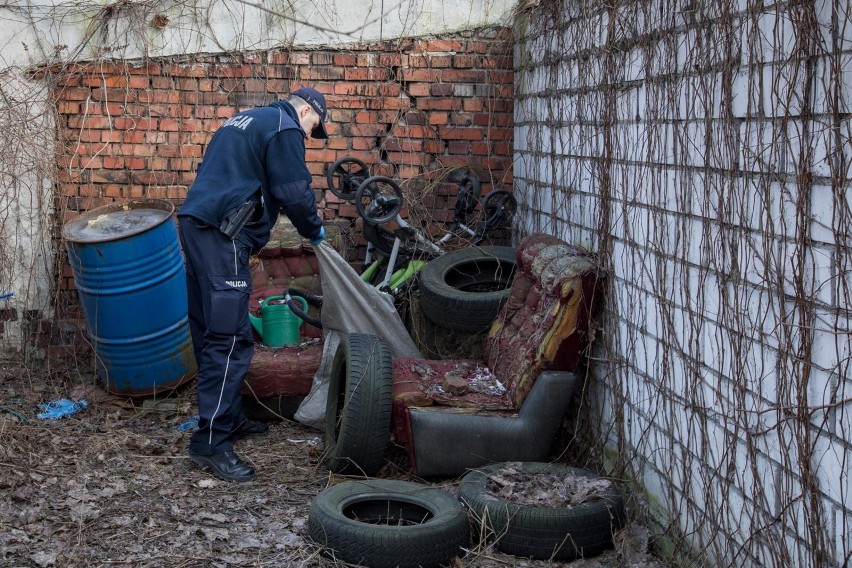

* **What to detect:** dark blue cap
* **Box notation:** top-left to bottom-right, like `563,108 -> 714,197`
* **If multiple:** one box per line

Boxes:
291,87 -> 328,139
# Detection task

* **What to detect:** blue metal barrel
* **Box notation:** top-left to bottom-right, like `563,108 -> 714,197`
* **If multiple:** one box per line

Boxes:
62,199 -> 197,396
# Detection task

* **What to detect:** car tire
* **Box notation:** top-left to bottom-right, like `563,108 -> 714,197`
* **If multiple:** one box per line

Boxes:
419,246 -> 516,332
323,333 -> 393,476
458,462 -> 626,561
309,479 -> 470,568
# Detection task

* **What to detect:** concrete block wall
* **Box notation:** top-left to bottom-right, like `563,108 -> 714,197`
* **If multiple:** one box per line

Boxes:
515,1 -> 852,566
44,29 -> 513,343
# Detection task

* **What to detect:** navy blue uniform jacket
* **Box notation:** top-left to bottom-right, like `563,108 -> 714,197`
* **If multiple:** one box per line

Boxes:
179,101 -> 323,253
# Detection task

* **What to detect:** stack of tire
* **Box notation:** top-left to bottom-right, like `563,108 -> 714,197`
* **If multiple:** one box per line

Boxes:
308,462 -> 626,567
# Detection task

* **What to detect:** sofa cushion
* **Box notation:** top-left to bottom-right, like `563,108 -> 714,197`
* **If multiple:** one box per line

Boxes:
392,358 -> 512,410
243,342 -> 323,398
485,234 -> 601,408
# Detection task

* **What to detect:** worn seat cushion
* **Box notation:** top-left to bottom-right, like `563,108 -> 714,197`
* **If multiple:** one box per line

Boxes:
392,358 -> 512,410
485,234 -> 600,408
391,233 -> 602,419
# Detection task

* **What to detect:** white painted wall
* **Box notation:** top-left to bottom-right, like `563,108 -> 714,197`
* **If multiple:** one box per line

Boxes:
0,0 -> 515,69
514,1 -> 852,566
0,70 -> 54,354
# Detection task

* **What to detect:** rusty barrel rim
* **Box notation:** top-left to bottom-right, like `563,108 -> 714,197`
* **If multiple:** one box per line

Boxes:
62,199 -> 175,244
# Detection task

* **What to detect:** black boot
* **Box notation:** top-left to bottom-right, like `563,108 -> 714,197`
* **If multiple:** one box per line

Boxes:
232,419 -> 270,441
189,450 -> 255,482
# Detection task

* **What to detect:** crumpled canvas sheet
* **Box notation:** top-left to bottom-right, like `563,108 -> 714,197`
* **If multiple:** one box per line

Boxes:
294,242 -> 423,429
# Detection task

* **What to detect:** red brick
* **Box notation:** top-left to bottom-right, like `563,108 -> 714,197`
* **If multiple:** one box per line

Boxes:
55,74 -> 81,87
418,98 -> 462,111
423,140 -> 445,153
169,105 -> 194,118
69,116 -> 111,129
440,69 -> 486,83
378,54 -> 404,67
77,184 -> 101,197
486,127 -> 513,140
312,52 -> 334,65
451,112 -> 474,126
447,141 -> 469,154
289,53 -> 311,65
57,101 -> 81,114
397,165 -> 422,178
471,142 -> 490,155
145,132 -> 168,144
299,67 -> 345,81
384,139 -> 423,152
120,131 -> 143,144
355,111 -> 378,124
57,87 -> 90,101
439,127 -> 485,140
400,69 -> 441,82
475,113 -> 513,127
464,40 -> 491,54
409,54 -> 430,68
387,152 -> 431,166
428,112 -> 449,125
128,63 -> 160,75
390,125 -> 435,139
334,53 -> 357,66
99,130 -> 120,143
328,137 -> 349,150
430,84 -> 454,97
344,67 -> 391,81
453,55 -> 481,68
351,124 -> 388,137
351,137 -> 374,151
159,119 -> 182,131
170,64 -> 207,77
125,157 -> 146,169
420,39 -> 464,53
406,83 -> 430,97
149,157 -> 168,170
488,71 -> 514,84
77,130 -> 101,142
102,157 -> 125,169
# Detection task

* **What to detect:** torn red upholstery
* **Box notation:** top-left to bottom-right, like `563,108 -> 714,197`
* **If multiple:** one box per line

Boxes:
391,233 -> 603,448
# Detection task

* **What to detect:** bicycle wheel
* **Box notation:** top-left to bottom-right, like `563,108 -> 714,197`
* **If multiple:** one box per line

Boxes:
482,189 -> 517,228
327,157 -> 369,201
355,176 -> 403,224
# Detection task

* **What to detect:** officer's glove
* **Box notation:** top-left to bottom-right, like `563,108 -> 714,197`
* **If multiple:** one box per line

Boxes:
311,226 -> 325,246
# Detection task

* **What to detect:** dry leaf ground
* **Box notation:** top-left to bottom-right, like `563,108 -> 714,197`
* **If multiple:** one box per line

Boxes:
0,357 -> 667,568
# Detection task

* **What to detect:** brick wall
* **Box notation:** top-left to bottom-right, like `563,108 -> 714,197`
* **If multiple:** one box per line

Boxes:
515,1 -> 851,566
50,28 -> 513,319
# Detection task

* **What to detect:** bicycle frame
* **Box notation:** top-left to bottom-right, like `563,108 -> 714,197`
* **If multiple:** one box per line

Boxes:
352,172 -> 515,295
361,215 -> 442,293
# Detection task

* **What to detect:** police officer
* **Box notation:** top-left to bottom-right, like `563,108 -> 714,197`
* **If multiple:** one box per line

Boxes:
178,87 -> 327,482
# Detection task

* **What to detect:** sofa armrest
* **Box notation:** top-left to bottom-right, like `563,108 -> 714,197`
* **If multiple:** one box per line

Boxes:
406,370 -> 578,477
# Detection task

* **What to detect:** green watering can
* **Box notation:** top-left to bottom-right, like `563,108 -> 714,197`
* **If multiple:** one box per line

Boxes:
248,295 -> 309,347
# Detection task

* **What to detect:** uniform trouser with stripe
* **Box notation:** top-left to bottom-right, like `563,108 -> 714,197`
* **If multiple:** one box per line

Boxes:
178,216 -> 253,456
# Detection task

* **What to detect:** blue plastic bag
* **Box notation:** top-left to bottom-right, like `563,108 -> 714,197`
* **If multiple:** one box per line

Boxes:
37,399 -> 88,420
178,415 -> 199,432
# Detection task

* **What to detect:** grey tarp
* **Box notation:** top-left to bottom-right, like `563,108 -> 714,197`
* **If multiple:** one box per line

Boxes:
293,242 -> 423,429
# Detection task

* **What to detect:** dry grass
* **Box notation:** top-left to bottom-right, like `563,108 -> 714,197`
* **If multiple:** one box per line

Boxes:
0,356 -> 663,567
